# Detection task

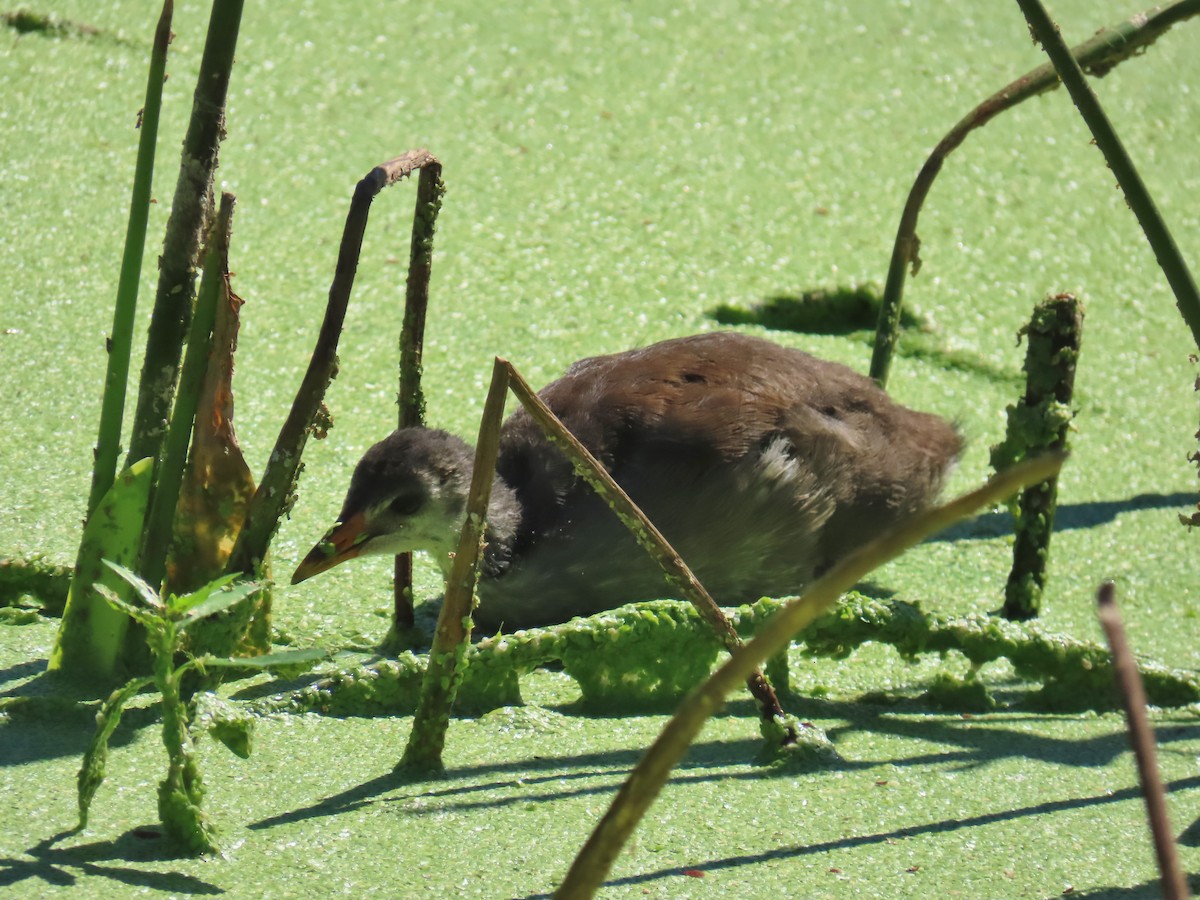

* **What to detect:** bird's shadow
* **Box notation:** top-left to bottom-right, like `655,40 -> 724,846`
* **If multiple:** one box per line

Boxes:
706,286 -> 1023,384
709,286 -> 924,336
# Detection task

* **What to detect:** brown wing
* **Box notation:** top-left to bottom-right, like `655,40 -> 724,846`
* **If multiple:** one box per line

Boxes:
496,332 -> 960,551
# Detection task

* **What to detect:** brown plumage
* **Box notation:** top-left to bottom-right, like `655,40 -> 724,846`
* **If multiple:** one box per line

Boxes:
292,332 -> 961,631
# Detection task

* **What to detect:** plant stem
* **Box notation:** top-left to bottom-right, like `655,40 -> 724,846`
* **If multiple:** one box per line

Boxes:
870,0 -> 1200,386
1096,582 -> 1189,899
152,622 -> 218,854
85,0 -> 173,519
126,0 -> 245,467
227,151 -> 440,578
140,194 -> 235,592
1015,0 -> 1200,352
394,161 -> 445,633
399,358 -> 509,773
556,455 -> 1064,898
993,293 -> 1084,619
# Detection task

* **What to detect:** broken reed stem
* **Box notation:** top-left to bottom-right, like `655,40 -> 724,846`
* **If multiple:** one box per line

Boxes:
1096,582 -> 1189,900
869,0 -> 1200,386
1016,0 -> 1200,354
85,0 -> 173,520
504,362 -> 795,742
992,293 -> 1083,620
126,0 -> 245,466
227,151 -> 439,578
140,193 -> 236,593
556,454 -> 1066,899
398,358 -> 509,774
394,161 -> 445,633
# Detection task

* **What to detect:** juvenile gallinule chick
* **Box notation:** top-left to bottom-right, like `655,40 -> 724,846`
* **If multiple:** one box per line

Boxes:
292,332 -> 961,631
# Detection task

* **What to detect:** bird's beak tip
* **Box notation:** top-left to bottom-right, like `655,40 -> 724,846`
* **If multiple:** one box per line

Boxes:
290,513 -> 369,586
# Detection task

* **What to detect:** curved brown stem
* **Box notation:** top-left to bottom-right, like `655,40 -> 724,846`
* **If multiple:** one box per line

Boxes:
227,151 -> 441,577
869,0 -> 1200,386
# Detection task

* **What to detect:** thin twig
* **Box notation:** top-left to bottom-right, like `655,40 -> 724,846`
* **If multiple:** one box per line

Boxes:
504,362 -> 794,741
398,358 -> 509,773
394,161 -> 445,632
870,0 -> 1200,385
556,454 -> 1065,898
1016,0 -> 1200,352
227,151 -> 439,577
1096,582 -> 1189,900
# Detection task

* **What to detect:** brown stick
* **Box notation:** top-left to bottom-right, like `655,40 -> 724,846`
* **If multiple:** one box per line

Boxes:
228,151 -> 439,577
398,358 -> 509,773
1096,582 -> 1189,900
394,160 -> 445,632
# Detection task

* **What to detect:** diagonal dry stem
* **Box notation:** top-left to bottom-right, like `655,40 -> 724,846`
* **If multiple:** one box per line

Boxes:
1096,582 -> 1189,900
556,453 -> 1065,898
227,151 -> 440,578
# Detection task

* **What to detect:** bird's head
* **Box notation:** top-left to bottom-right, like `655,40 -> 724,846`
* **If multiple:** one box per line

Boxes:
291,428 -> 475,585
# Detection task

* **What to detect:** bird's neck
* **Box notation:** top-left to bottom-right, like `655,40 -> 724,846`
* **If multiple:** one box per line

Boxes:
430,475 -> 522,582
479,477 -> 521,578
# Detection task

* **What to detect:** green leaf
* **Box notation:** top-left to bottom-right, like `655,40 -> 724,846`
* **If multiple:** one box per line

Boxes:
178,581 -> 263,629
76,675 -> 155,830
94,583 -> 158,629
190,693 -> 254,759
170,572 -> 241,615
103,559 -> 164,610
209,718 -> 253,759
50,458 -> 154,682
194,648 -> 329,670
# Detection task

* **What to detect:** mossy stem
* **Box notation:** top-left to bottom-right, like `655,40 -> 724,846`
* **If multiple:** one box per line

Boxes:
996,294 -> 1084,619
399,357 -> 508,773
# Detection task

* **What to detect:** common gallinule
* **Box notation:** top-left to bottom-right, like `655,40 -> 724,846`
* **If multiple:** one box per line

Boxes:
291,332 -> 961,630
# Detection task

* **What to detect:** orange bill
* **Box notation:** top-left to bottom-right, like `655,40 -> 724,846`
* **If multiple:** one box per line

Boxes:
291,512 -> 371,585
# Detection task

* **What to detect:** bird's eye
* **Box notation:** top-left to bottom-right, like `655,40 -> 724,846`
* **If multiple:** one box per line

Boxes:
389,493 -> 422,516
